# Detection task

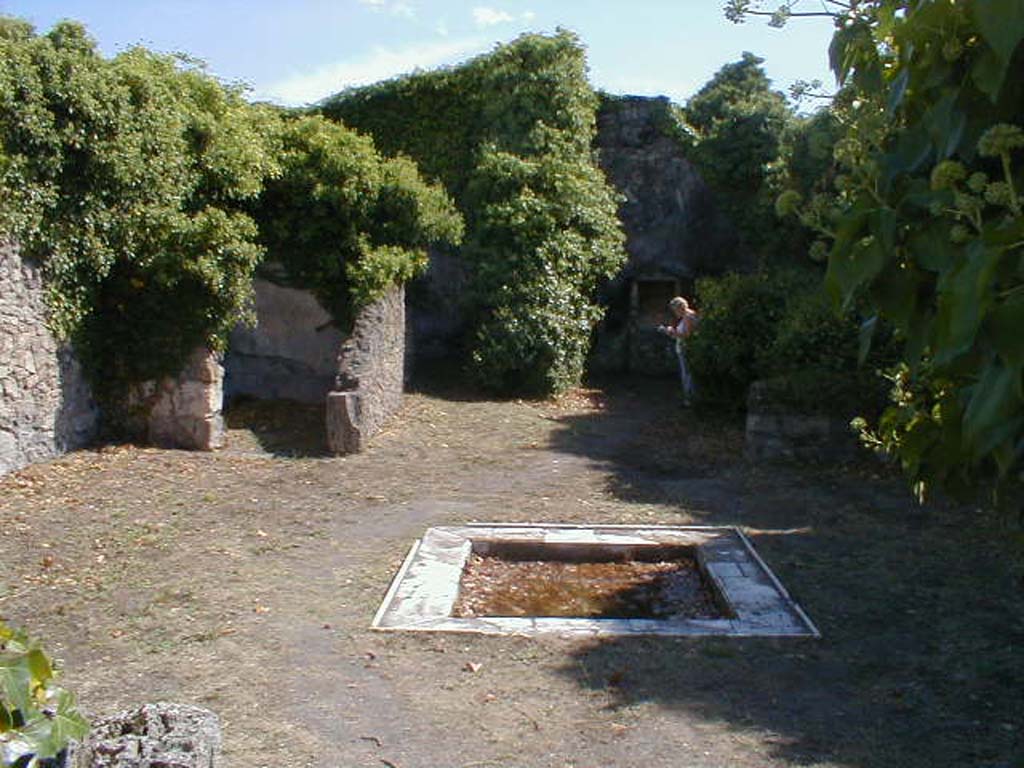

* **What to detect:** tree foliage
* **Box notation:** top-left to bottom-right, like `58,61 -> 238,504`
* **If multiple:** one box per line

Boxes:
0,16 -> 457,411
321,31 -> 626,395
0,621 -> 88,768
735,0 -> 1024,502
687,268 -> 892,413
252,114 -> 463,331
682,52 -> 799,264
0,18 -> 279,401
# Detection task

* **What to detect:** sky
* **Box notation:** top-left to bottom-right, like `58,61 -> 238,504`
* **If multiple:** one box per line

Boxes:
0,1 -> 839,108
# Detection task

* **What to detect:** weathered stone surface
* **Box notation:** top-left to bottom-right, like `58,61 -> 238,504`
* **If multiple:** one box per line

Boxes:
0,240 -> 99,476
326,390 -> 363,454
128,348 -> 224,451
328,285 -> 405,455
745,380 -> 861,463
224,273 -> 344,404
67,703 -> 221,768
597,96 -> 735,280
590,96 -> 749,376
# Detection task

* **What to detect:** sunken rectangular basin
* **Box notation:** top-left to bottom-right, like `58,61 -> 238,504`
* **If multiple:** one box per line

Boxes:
372,524 -> 820,637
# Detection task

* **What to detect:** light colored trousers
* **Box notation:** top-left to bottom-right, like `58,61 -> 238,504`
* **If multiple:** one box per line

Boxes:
677,347 -> 695,400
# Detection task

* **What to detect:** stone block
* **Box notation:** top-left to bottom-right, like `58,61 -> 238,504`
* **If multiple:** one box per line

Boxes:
326,390 -> 363,454
67,703 -> 222,768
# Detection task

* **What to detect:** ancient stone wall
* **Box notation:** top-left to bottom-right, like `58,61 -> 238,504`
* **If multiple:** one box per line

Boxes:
745,380 -> 861,463
327,285 -> 405,454
595,95 -> 739,281
224,274 -> 345,404
0,241 -> 99,475
591,96 -> 747,376
127,348 -> 225,451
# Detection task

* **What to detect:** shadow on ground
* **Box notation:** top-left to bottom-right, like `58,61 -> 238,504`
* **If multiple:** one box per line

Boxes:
546,376 -> 1024,768
223,397 -> 330,457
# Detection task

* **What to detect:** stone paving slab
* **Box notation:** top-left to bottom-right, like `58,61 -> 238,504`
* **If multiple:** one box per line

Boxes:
372,523 -> 820,638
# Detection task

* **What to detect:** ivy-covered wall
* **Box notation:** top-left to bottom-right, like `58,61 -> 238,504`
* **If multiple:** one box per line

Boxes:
0,17 -> 460,454
321,31 -> 627,395
0,17 -> 278,417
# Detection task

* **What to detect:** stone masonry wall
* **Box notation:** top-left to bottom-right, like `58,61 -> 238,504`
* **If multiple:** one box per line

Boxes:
127,348 -> 225,451
327,285 -> 405,454
595,95 -> 740,281
745,380 -> 861,464
0,241 -> 99,475
225,274 -> 345,404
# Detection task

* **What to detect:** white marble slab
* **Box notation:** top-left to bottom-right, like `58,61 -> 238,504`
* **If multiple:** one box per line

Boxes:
372,524 -> 820,638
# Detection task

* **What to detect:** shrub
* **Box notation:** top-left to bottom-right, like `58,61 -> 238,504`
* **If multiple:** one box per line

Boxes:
321,31 -> 626,396
687,269 -> 811,408
0,621 -> 88,768
688,268 -> 892,414
0,18 -> 279,405
252,114 -> 463,331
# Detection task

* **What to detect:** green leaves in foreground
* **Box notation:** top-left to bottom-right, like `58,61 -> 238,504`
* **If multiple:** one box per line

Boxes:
0,621 -> 89,767
770,0 -> 1024,503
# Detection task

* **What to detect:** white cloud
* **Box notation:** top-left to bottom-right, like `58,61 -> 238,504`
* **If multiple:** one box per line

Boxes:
391,2 -> 416,18
261,38 -> 488,106
472,7 -> 514,26
522,10 -> 536,21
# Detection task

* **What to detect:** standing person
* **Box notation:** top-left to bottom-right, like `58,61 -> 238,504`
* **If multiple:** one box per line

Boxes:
658,296 -> 699,405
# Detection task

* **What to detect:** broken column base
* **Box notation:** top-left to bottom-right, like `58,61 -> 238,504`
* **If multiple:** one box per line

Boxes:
326,390 -> 364,454
67,703 -> 221,768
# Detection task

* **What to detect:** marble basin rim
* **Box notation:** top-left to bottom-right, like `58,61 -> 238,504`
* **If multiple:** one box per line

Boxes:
371,523 -> 820,638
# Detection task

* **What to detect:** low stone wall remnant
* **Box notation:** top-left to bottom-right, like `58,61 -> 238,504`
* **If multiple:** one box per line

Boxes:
327,285 -> 405,454
127,348 -> 225,451
0,241 -> 99,476
744,380 -> 861,463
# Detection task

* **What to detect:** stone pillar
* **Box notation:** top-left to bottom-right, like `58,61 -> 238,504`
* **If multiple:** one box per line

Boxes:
128,348 -> 225,451
326,390 -> 363,454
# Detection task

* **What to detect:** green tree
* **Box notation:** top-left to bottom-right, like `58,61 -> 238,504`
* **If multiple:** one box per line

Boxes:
684,52 -> 796,263
252,114 -> 463,331
322,31 -> 626,396
733,1 -> 1024,503
0,18 -> 279,406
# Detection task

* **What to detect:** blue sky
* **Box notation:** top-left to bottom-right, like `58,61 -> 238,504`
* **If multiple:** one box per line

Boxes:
0,1 -> 838,107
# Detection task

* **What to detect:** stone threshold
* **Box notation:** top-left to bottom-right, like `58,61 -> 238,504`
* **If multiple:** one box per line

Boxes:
372,524 -> 820,638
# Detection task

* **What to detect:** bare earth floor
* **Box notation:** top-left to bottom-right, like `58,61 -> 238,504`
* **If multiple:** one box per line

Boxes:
1,375 -> 1022,768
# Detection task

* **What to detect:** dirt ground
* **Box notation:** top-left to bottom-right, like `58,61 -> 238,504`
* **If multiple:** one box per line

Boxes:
1,374 -> 1022,768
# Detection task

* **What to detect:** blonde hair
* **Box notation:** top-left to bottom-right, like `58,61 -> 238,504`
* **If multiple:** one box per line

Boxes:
669,296 -> 688,310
